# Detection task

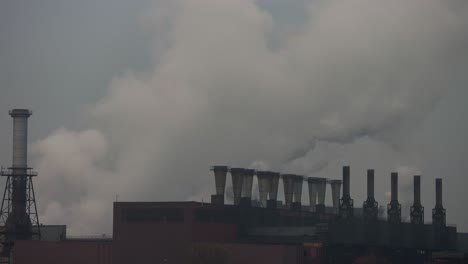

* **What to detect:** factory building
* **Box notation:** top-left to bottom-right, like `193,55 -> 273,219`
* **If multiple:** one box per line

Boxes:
1,109 -> 468,264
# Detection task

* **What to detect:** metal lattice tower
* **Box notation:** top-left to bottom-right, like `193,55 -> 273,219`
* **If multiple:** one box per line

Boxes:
387,172 -> 401,224
363,170 -> 378,221
0,109 -> 40,262
339,166 -> 354,218
410,176 -> 424,225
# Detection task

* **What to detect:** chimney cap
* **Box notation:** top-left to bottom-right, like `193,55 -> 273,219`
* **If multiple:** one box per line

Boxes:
211,166 -> 228,171
9,109 -> 32,117
329,179 -> 342,184
244,169 -> 255,175
230,168 -> 245,174
307,177 -> 326,182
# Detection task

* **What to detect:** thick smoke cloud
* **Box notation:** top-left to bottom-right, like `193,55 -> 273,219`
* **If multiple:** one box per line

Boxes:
30,0 -> 468,234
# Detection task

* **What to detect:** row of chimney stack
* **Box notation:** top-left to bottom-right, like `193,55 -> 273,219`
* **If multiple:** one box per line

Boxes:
211,165 -> 446,226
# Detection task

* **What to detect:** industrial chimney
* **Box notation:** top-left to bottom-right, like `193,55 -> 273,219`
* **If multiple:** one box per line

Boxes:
240,169 -> 255,207
307,178 -> 319,212
330,179 -> 342,212
211,166 -> 228,205
363,169 -> 378,220
387,172 -> 401,224
282,174 -> 295,209
291,175 -> 303,211
432,178 -> 446,227
256,171 -> 270,208
267,172 -> 280,209
339,166 -> 354,218
410,175 -> 424,224
230,168 -> 245,205
0,109 -> 41,253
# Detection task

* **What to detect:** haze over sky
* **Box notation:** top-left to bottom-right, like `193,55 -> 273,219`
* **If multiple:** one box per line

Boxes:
0,0 -> 467,235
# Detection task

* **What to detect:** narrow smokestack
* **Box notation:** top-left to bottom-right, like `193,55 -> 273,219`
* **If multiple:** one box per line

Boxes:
363,169 -> 378,220
410,175 -> 424,224
367,169 -> 374,199
242,169 -> 254,198
269,172 -> 280,200
230,168 -> 244,205
293,175 -> 303,203
414,175 -> 421,205
256,171 -> 270,207
432,178 -> 446,227
391,172 -> 398,201
330,180 -> 342,209
212,166 -> 228,195
307,178 -> 319,209
282,174 -> 295,208
11,109 -> 31,170
435,178 -> 442,207
343,166 -> 350,197
387,172 -> 401,224
339,166 -> 354,218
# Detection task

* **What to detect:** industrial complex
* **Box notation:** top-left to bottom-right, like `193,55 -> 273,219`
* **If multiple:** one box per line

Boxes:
0,109 -> 467,264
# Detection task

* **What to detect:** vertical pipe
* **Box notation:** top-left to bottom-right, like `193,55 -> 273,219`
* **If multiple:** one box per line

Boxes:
256,171 -> 269,207
391,172 -> 398,201
330,180 -> 342,208
367,169 -> 374,198
293,175 -> 303,203
213,166 -> 228,195
414,175 -> 421,205
307,178 -> 318,207
317,178 -> 327,205
230,168 -> 244,205
269,172 -> 280,200
343,166 -> 350,197
436,178 -> 442,207
282,174 -> 294,207
242,169 -> 255,198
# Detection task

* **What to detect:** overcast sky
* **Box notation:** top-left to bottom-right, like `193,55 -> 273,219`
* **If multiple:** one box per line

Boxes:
0,0 -> 467,235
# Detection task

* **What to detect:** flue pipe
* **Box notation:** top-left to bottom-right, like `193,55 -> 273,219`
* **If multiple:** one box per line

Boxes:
242,169 -> 255,198
343,166 -> 351,197
436,178 -> 442,207
212,166 -> 228,195
330,180 -> 342,208
282,174 -> 295,207
256,171 -> 270,207
293,175 -> 304,203
230,168 -> 245,205
269,172 -> 280,200
414,175 -> 421,205
367,169 -> 375,199
391,172 -> 398,201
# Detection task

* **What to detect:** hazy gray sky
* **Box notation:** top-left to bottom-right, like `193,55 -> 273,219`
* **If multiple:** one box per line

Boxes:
0,0 -> 467,235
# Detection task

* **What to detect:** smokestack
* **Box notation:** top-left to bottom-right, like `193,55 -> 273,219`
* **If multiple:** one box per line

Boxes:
1,109 -> 39,241
391,172 -> 398,201
330,180 -> 342,209
269,172 -> 280,200
242,169 -> 254,198
435,178 -> 442,207
339,166 -> 354,218
212,166 -> 228,195
410,175 -> 424,224
387,172 -> 401,224
307,178 -> 319,210
432,178 -> 446,227
293,175 -> 303,203
240,169 -> 255,207
343,166 -> 350,198
211,166 -> 228,205
256,171 -> 270,207
230,168 -> 244,205
282,174 -> 295,208
363,169 -> 378,220
367,169 -> 375,199
414,175 -> 421,205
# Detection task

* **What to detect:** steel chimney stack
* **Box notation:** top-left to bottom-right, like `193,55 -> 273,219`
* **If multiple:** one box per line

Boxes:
291,175 -> 303,210
282,174 -> 295,208
432,178 -> 446,227
267,172 -> 280,209
240,169 -> 255,207
307,178 -> 319,211
410,175 -> 424,224
211,166 -> 228,205
363,169 -> 378,220
256,171 -> 270,208
339,166 -> 354,218
0,109 -> 41,247
230,168 -> 245,205
330,180 -> 342,210
387,172 -> 401,224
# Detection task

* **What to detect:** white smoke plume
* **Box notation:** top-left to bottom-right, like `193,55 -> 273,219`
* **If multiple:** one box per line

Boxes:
30,0 -> 468,234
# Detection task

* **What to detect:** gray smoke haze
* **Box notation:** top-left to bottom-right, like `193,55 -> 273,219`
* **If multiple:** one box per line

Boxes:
25,0 -> 468,234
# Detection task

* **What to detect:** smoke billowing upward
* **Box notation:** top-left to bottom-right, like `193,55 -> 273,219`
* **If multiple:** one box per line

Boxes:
30,0 -> 468,234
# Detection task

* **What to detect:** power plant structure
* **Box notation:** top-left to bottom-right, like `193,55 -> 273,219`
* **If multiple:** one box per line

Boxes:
0,109 -> 467,264
0,110 -> 40,263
